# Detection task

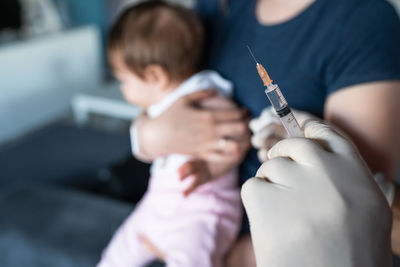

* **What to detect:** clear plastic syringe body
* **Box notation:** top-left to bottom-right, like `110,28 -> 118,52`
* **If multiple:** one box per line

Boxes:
248,52 -> 303,137
265,83 -> 304,137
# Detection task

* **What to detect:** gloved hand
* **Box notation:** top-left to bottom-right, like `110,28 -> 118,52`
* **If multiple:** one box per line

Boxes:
249,106 -> 316,162
241,120 -> 393,267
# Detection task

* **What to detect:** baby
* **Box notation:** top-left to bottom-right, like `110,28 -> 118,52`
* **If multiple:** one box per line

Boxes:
97,1 -> 242,267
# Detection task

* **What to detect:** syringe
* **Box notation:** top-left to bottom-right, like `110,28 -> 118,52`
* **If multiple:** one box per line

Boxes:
247,46 -> 303,137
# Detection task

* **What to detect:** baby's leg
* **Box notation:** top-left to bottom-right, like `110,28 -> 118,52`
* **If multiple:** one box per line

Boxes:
97,201 -> 156,267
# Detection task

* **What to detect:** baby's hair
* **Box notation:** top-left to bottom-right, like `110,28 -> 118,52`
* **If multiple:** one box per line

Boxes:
108,0 -> 205,82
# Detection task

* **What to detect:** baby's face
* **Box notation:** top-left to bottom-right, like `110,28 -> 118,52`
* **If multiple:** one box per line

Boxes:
110,52 -> 164,109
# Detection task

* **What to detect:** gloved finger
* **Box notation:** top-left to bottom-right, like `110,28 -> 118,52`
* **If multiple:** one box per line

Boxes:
256,135 -> 281,162
240,177 -> 281,218
263,134 -> 282,151
251,126 -> 275,148
255,157 -> 296,186
257,148 -> 268,162
294,110 -> 320,128
249,106 -> 278,130
241,177 -> 280,201
267,137 -> 325,165
302,120 -> 355,157
251,123 -> 286,148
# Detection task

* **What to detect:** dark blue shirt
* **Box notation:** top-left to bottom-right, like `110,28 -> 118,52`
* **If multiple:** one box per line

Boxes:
196,0 -> 400,187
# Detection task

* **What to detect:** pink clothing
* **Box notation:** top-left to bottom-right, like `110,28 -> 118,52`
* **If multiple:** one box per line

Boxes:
98,170 -> 241,267
98,71 -> 242,267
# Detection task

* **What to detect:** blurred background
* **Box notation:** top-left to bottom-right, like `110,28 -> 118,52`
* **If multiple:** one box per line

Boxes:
0,0 -> 399,267
0,1 -> 192,266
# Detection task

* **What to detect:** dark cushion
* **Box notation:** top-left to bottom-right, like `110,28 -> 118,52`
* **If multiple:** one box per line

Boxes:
0,123 -> 131,188
0,184 -> 132,267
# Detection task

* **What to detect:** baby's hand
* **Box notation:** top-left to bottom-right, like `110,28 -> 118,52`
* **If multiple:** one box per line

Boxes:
178,160 -> 212,197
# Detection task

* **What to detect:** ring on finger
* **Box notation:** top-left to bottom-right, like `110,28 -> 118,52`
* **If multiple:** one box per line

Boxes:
218,138 -> 228,150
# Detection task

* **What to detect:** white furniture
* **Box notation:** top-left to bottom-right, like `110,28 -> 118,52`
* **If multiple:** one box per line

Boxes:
72,82 -> 142,125
0,26 -> 102,144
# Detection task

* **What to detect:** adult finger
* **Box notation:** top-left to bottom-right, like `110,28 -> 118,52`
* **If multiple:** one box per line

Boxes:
209,135 -> 250,157
181,89 -> 217,104
210,108 -> 248,123
216,121 -> 250,139
216,138 -> 242,155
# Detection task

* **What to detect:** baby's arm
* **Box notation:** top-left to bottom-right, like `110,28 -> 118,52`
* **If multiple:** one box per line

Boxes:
130,114 -> 154,163
325,81 -> 400,256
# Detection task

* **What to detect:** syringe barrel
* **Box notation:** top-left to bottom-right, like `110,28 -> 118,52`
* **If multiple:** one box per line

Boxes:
278,107 -> 304,137
265,84 -> 288,111
264,84 -> 303,137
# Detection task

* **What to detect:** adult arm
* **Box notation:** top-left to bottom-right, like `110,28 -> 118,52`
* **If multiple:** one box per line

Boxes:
324,81 -> 400,181
325,80 -> 400,256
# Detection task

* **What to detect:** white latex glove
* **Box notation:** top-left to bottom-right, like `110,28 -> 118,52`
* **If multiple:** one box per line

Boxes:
241,120 -> 393,267
249,106 -> 317,162
373,173 -> 396,206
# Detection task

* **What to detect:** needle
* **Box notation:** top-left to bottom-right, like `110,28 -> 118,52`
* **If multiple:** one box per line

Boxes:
246,45 -> 258,64
246,45 -> 273,86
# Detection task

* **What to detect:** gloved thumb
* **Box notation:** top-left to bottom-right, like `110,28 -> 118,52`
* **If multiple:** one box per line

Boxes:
302,120 -> 355,157
249,106 -> 279,133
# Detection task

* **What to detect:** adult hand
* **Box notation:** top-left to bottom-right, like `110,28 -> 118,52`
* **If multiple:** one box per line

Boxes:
241,120 -> 393,267
249,106 -> 316,162
137,90 -> 250,176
